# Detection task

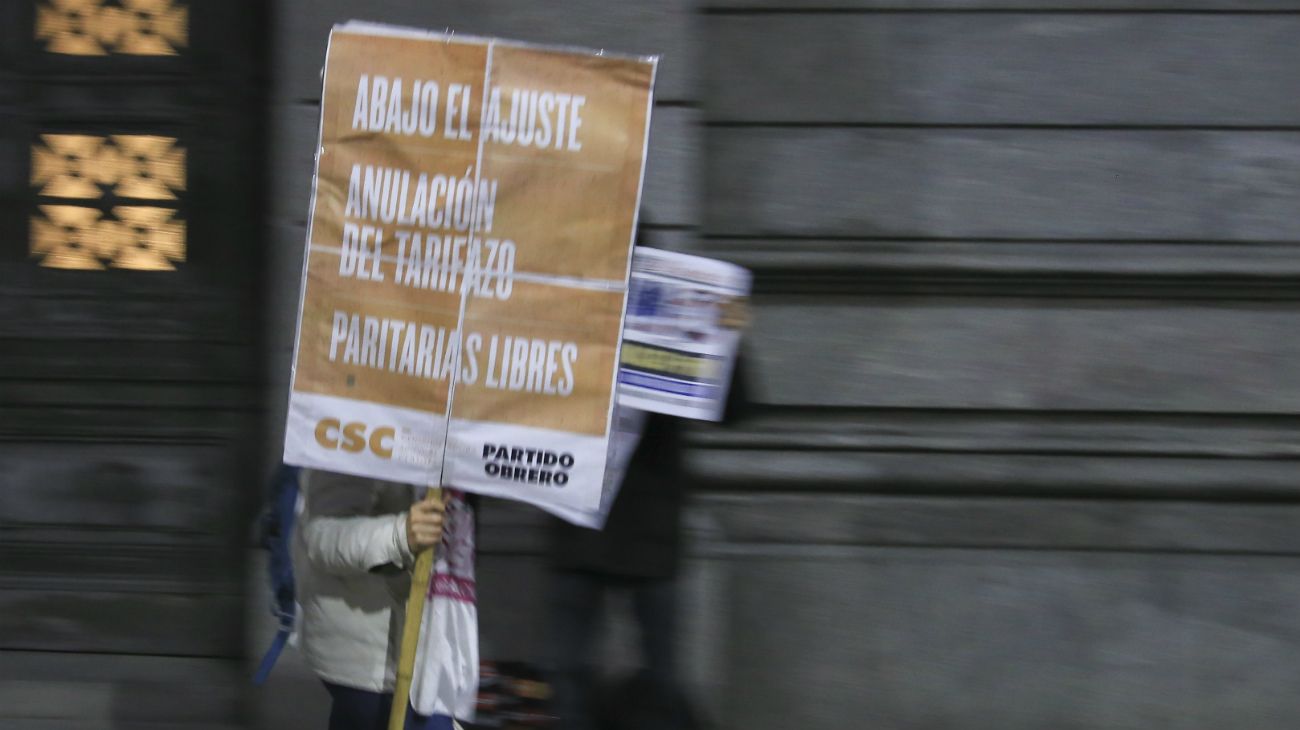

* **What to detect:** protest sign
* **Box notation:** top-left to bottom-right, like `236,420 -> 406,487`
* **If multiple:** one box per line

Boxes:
546,250 -> 749,529
618,248 -> 751,421
542,403 -> 647,529
283,22 -> 657,520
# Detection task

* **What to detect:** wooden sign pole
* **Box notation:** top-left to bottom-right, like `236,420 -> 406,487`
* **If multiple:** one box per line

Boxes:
388,486 -> 443,730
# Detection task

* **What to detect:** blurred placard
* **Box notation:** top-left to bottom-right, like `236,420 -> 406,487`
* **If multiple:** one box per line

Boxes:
284,22 -> 657,521
618,248 -> 751,421
544,404 -> 647,529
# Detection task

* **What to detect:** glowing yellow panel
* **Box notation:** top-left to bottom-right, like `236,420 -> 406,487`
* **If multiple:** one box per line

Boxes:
30,132 -> 188,270
32,134 -> 185,200
30,205 -> 112,270
35,0 -> 108,56
110,206 -> 186,270
30,205 -> 187,271
31,134 -> 105,198
110,135 -> 186,199
35,0 -> 188,56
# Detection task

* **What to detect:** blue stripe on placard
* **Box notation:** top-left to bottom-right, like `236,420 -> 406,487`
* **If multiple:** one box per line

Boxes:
619,370 -> 719,398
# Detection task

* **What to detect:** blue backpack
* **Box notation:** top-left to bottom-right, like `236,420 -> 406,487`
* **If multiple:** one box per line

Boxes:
253,464 -> 302,685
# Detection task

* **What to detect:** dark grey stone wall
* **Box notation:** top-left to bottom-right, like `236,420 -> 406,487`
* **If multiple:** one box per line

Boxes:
0,3 -> 267,726
687,2 -> 1300,728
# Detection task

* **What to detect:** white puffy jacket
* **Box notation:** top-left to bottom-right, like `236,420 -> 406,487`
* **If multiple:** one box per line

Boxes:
292,468 -> 417,692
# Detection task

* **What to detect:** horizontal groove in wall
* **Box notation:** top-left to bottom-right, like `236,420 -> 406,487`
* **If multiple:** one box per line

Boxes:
743,277 -> 1300,301
706,122 -> 1300,131
686,406 -> 1300,458
0,375 -> 257,386
684,408 -> 1300,498
703,7 -> 1300,15
691,542 -> 1300,558
0,400 -> 262,416
699,239 -> 1300,299
464,493 -> 1300,556
686,453 -> 1300,500
705,235 -> 1300,244
688,493 -> 1300,554
0,427 -> 238,444
0,647 -> 237,661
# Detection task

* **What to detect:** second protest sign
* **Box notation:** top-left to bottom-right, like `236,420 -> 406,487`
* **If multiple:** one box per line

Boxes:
284,23 -> 658,520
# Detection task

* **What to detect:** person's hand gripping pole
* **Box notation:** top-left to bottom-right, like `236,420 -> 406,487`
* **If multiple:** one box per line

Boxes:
389,487 -> 445,730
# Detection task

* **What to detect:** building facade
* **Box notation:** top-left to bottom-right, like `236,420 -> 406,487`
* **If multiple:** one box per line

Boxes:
4,0 -> 1300,728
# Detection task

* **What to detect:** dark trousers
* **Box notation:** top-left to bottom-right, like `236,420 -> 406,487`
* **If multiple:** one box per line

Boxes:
549,571 -> 679,730
322,682 -> 455,730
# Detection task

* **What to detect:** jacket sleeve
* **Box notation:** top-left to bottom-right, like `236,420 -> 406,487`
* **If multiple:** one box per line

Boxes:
299,469 -> 415,576
720,349 -> 756,425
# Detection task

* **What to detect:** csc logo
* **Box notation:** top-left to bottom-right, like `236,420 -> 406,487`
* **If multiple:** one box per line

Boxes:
314,418 -> 395,459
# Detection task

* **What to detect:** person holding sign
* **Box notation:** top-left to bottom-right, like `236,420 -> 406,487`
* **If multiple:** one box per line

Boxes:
548,359 -> 752,730
293,469 -> 473,729
280,21 -> 659,730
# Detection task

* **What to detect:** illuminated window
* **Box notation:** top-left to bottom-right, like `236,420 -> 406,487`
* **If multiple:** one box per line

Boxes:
30,134 -> 187,270
36,0 -> 189,57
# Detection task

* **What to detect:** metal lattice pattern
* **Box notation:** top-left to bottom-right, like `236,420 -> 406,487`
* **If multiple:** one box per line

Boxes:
32,134 -> 185,200
35,0 -> 188,57
30,134 -> 186,270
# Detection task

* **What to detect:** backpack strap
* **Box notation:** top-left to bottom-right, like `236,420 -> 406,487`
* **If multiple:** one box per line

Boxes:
252,625 -> 293,686
252,465 -> 302,685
